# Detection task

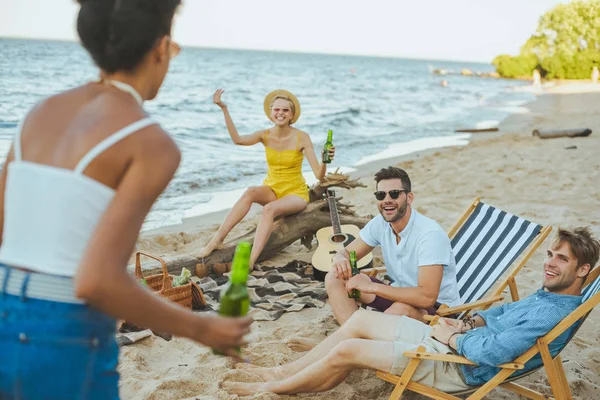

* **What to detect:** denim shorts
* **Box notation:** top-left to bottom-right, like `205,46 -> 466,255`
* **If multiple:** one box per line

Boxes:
0,265 -> 119,400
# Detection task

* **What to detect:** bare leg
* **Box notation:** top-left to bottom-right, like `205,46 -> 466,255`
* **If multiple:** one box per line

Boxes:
384,302 -> 428,323
324,270 -> 362,325
223,338 -> 394,396
249,195 -> 307,268
198,186 -> 276,258
223,312 -> 433,396
238,309 -> 404,382
287,270 -> 368,352
289,299 -> 429,352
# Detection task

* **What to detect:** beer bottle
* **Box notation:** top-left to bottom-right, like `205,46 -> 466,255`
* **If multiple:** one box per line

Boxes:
322,129 -> 333,163
214,242 -> 251,355
347,250 -> 360,299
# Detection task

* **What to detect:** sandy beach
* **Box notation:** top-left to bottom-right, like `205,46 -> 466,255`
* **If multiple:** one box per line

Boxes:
123,82 -> 600,400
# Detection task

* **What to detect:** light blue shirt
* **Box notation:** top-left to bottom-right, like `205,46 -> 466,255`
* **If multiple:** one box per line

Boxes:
456,289 -> 581,386
359,210 -> 460,307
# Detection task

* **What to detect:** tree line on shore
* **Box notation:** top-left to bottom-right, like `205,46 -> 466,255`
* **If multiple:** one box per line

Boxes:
492,0 -> 600,80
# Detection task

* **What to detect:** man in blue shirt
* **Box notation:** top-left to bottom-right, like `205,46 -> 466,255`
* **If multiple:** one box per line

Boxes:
222,227 -> 600,396
326,166 -> 460,325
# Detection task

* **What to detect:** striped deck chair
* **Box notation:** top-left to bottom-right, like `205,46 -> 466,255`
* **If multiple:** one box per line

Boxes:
430,198 -> 552,319
377,266 -> 600,400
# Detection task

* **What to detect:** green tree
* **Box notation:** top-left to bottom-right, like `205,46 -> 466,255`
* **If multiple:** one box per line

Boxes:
492,54 -> 538,78
493,0 -> 600,79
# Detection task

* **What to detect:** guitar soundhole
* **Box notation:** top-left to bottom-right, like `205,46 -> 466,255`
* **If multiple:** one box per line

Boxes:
330,233 -> 356,246
331,234 -> 347,243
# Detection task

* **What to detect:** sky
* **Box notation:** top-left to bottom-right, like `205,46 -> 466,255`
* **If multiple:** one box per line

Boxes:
0,0 -> 568,63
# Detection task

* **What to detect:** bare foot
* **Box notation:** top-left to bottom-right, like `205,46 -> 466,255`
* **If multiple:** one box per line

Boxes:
287,337 -> 317,352
220,381 -> 266,396
235,363 -> 284,381
198,239 -> 224,258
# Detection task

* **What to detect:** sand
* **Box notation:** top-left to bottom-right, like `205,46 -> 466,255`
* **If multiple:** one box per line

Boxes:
121,83 -> 600,400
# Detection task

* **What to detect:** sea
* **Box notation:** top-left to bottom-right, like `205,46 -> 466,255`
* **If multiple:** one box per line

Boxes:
0,38 -> 534,231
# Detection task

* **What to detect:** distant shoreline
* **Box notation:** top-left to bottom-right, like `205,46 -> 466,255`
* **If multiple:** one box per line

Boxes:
141,80 -> 600,239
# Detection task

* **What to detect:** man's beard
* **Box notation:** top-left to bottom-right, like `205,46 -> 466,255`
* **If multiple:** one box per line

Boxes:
380,199 -> 408,222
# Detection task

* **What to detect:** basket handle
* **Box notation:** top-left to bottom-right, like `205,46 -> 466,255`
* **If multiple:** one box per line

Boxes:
134,251 -> 170,287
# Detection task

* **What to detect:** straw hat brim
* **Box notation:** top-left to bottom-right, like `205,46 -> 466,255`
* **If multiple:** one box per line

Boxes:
264,89 -> 301,124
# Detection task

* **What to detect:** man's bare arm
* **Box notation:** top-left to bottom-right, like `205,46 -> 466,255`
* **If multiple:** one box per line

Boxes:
370,264 -> 444,309
332,237 -> 374,279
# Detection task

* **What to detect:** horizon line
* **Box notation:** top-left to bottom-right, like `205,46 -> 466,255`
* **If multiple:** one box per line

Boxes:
0,35 -> 495,65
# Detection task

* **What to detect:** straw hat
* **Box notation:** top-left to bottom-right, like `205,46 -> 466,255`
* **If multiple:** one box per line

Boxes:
263,89 -> 301,124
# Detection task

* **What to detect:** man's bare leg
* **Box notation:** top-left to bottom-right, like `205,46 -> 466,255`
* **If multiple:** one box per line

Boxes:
235,310 -> 404,382
287,271 -> 362,352
384,302 -> 429,322
324,271 -> 363,325
288,277 -> 426,351
223,338 -> 394,396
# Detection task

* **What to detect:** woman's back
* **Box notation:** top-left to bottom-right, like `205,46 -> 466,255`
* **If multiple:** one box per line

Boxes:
0,2 -> 252,398
0,83 -> 162,276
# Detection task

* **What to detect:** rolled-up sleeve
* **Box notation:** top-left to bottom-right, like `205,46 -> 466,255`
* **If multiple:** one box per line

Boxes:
475,303 -> 509,323
456,309 -> 565,366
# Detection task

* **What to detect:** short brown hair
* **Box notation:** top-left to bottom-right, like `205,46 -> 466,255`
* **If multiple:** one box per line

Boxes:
374,166 -> 411,192
553,227 -> 600,272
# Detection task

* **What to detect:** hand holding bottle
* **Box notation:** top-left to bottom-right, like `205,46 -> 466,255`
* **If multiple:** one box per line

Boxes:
195,313 -> 253,359
347,251 -> 361,299
213,242 -> 253,357
322,146 -> 336,163
322,129 -> 335,163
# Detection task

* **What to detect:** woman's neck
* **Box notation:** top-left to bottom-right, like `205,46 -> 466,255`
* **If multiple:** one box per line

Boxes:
102,71 -> 152,101
272,124 -> 293,138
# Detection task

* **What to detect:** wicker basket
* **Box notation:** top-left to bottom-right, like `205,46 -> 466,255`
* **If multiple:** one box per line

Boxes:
134,251 -> 172,291
134,251 -> 197,309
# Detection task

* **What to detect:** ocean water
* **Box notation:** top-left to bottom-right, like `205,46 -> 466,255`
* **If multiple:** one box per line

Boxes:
0,38 -> 534,230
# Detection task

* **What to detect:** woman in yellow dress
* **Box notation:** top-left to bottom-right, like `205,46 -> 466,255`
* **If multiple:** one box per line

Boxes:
199,88 -> 335,268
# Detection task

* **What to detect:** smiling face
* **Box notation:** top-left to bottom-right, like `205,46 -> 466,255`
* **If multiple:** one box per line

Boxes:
376,179 -> 412,223
270,98 -> 295,126
544,241 -> 590,294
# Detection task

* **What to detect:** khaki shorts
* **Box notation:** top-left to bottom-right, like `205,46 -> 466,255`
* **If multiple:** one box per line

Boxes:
390,316 -> 471,393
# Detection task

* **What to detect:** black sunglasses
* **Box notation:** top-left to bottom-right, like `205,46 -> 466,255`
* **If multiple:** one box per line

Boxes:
374,189 -> 408,201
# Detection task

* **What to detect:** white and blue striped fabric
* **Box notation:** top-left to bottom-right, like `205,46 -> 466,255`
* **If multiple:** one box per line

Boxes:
451,202 -> 542,305
554,272 -> 600,349
582,272 -> 600,303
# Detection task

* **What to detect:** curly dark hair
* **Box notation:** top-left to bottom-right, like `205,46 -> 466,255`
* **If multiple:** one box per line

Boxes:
76,0 -> 181,73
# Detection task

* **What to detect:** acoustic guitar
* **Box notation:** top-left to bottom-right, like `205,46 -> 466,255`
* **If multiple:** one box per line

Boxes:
311,189 -> 373,281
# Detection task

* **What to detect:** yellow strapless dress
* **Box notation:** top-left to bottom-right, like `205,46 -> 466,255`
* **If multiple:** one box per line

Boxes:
263,131 -> 309,202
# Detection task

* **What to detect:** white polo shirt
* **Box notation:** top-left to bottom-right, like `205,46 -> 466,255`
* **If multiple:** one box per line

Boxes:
360,209 -> 461,307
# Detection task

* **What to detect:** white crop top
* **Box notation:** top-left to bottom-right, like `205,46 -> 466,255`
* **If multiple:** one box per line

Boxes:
0,117 -> 156,277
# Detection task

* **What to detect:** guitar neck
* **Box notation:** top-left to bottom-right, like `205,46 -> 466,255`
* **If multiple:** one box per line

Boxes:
328,196 -> 342,235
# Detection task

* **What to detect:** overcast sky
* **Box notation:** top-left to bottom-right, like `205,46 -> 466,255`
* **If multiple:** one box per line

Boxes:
0,0 -> 567,62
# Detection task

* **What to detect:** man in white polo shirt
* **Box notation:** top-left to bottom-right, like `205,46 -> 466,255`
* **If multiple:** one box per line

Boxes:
326,166 -> 460,324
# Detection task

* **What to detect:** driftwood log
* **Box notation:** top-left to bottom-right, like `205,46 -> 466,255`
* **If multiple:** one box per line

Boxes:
145,172 -> 370,276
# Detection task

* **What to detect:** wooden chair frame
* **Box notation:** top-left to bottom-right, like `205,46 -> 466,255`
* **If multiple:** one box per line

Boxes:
377,269 -> 600,400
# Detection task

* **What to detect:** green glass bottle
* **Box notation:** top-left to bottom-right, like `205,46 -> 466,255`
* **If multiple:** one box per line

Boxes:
213,242 -> 251,355
219,242 -> 251,317
322,129 -> 333,163
348,250 -> 360,299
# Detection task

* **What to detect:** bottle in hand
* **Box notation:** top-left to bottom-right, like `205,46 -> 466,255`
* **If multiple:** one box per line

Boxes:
322,129 -> 333,163
347,250 -> 360,299
213,241 -> 251,355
